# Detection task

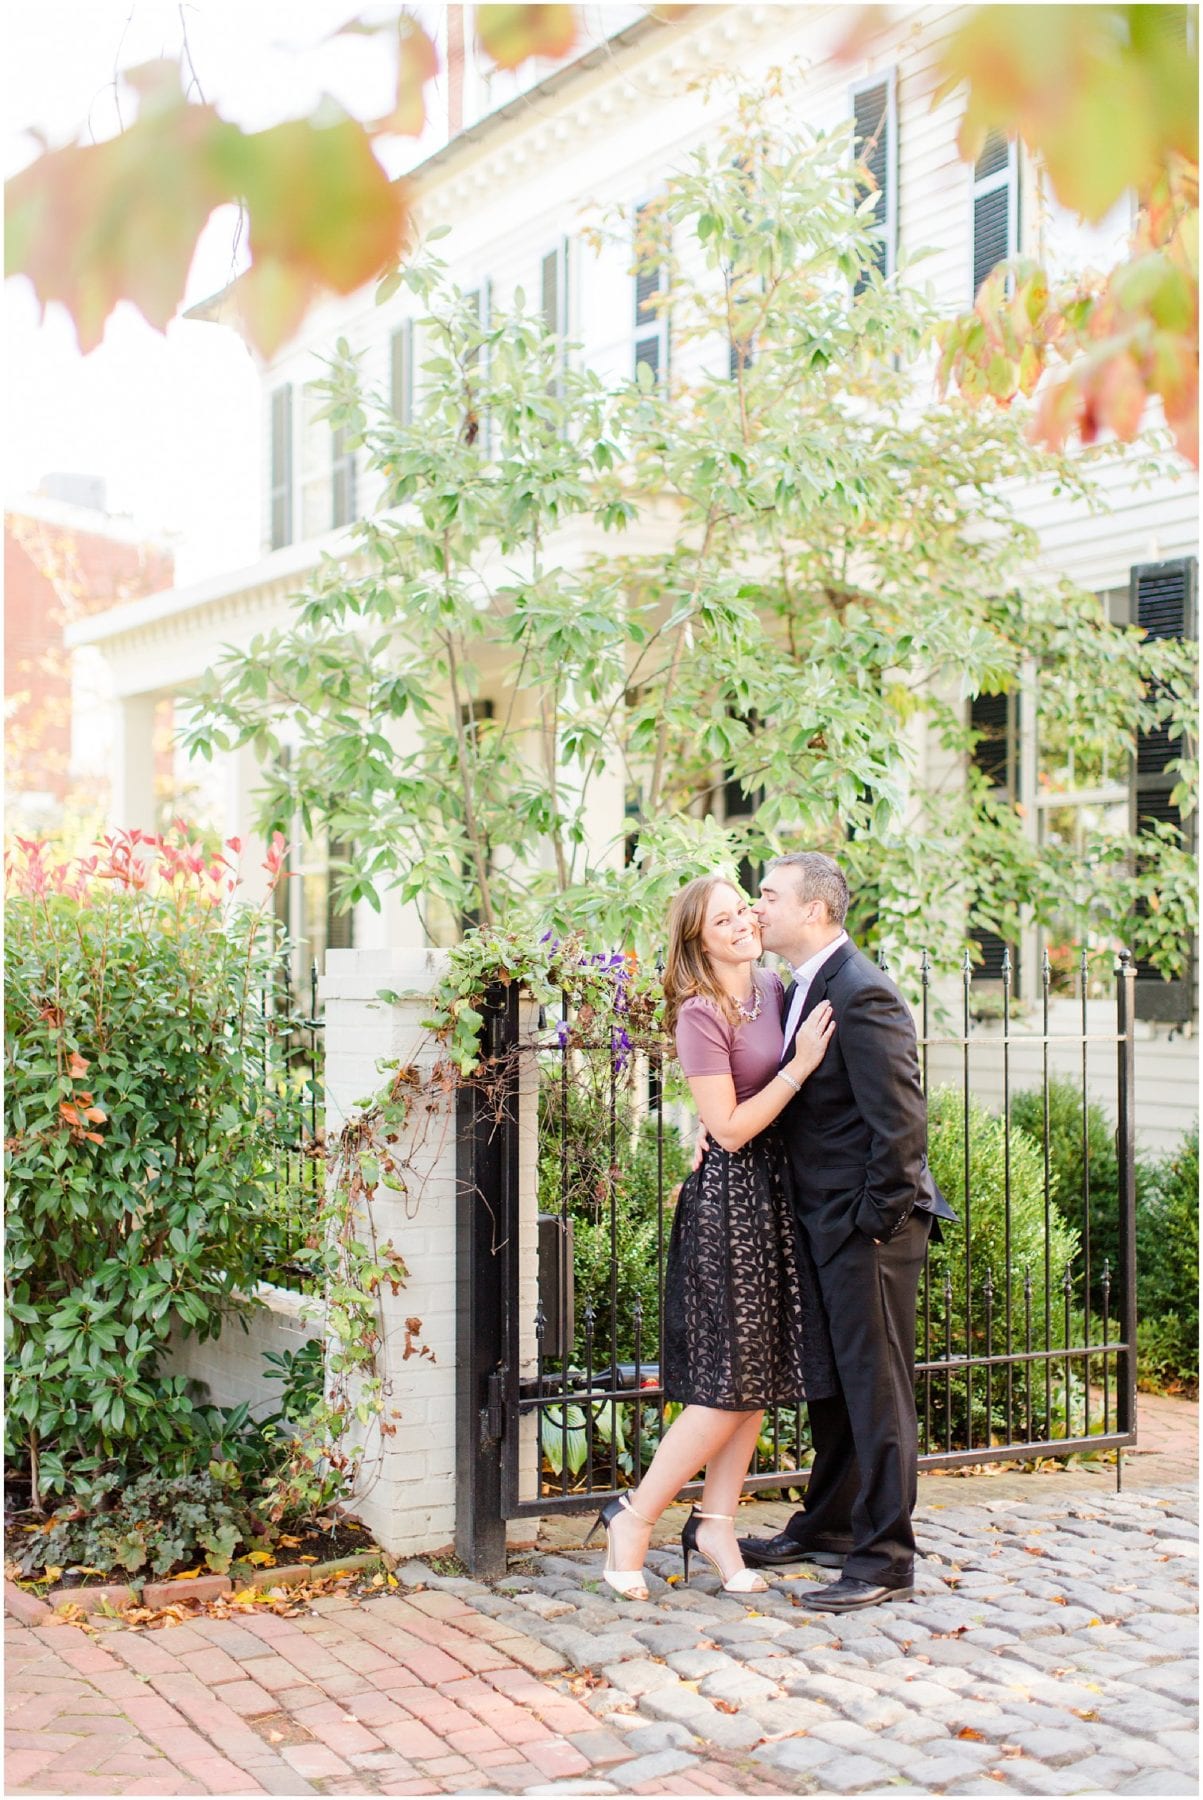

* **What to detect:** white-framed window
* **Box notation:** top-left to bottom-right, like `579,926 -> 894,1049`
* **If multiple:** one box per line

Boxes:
1020,564 -> 1197,1013
850,68 -> 898,292
971,130 -> 1019,298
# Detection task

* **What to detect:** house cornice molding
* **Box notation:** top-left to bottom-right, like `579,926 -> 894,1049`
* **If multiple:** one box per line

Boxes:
187,3 -> 789,354
426,3 -> 782,219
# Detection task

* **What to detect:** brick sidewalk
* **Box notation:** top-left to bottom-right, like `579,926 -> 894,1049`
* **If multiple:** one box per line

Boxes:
7,1395 -> 1196,1799
5,1586 -> 772,1797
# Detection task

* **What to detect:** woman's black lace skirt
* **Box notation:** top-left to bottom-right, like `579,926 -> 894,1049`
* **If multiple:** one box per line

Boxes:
662,1129 -> 836,1409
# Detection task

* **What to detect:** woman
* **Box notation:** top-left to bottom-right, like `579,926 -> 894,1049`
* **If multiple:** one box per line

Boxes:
587,874 -> 836,1598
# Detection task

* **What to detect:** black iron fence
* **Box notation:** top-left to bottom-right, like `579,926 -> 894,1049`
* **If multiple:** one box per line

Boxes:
456,948 -> 1139,1575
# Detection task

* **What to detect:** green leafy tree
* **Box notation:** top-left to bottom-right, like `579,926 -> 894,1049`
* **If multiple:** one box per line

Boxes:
184,98 -> 1196,970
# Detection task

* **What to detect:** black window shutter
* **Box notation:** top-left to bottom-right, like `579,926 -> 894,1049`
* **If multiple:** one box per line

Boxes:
634,203 -> 667,380
973,185 -> 1011,293
541,250 -> 559,335
325,838 -> 355,953
852,77 -> 893,296
1131,558 -> 1197,1020
969,690 -> 1020,990
269,386 -> 293,550
969,691 -> 1013,790
975,130 -> 1010,183
972,131 -> 1015,297
390,323 -> 412,424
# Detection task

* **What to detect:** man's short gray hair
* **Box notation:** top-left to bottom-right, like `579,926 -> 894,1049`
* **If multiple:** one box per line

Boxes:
767,852 -> 849,927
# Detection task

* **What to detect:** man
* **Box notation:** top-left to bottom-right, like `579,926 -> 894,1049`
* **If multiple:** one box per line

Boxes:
740,851 -> 956,1611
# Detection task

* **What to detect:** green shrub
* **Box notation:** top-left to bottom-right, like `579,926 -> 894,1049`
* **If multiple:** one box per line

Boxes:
925,1087 -> 1080,1445
1137,1125 -> 1199,1389
4,831 -> 290,1504
1010,1076 -> 1159,1306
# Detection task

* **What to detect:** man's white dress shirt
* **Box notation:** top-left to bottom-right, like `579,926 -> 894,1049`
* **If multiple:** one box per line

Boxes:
781,931 -> 849,1056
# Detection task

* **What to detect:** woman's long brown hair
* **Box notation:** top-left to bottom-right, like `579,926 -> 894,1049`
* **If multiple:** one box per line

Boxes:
663,874 -> 758,1038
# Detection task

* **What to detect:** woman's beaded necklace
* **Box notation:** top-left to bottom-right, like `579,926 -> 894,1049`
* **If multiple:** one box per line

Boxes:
734,977 -> 763,1024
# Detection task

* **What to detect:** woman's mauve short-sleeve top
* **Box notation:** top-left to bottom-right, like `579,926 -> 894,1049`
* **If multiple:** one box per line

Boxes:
675,970 -> 786,1101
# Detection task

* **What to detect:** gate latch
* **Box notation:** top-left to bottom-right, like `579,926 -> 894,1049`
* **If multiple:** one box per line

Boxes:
482,1367 -> 505,1446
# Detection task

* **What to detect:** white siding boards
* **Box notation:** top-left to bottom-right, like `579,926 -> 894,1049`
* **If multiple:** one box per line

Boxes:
633,201 -> 669,382
971,129 -> 1019,297
269,386 -> 293,551
850,69 -> 898,290
1131,557 -> 1198,1021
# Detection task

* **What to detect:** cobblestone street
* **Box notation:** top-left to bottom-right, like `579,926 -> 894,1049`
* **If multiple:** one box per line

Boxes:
6,1406 -> 1198,1798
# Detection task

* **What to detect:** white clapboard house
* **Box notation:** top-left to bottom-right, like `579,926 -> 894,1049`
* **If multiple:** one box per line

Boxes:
67,4 -> 1198,1144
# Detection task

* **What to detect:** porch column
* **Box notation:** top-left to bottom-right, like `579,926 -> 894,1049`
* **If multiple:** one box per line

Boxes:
224,742 -> 270,908
112,693 -> 157,834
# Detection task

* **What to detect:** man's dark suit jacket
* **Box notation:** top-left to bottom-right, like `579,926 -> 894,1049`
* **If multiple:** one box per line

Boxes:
780,940 -> 957,1267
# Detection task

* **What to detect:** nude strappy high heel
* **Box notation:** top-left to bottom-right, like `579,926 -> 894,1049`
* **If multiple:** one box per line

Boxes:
584,1491 -> 656,1599
681,1506 -> 769,1594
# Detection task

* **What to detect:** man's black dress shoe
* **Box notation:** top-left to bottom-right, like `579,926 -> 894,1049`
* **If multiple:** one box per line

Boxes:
802,1576 -> 914,1611
737,1531 -> 850,1570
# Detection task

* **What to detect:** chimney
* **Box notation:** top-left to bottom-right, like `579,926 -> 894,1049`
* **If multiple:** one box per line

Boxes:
39,473 -> 107,513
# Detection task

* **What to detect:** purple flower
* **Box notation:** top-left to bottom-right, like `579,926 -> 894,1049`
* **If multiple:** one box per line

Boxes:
555,1019 -> 571,1047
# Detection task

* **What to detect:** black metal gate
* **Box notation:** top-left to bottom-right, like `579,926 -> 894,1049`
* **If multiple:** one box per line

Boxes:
456,950 -> 1139,1577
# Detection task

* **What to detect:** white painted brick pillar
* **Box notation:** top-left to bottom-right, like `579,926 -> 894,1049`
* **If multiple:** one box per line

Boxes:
321,948 -> 540,1558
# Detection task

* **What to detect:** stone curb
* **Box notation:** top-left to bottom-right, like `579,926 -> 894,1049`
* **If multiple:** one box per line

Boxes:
3,1579 -> 51,1626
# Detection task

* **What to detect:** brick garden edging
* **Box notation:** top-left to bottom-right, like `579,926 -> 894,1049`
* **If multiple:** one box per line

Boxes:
4,1580 -> 50,1626
6,1552 -> 389,1624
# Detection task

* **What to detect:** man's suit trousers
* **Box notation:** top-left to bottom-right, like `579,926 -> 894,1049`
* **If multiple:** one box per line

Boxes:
789,1211 -> 931,1587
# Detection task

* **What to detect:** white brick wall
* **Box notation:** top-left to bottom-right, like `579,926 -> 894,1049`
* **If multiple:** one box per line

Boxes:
320,947 -> 460,1557
166,1284 -> 323,1418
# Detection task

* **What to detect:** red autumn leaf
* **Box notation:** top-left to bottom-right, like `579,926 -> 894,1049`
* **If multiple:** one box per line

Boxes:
68,1052 -> 89,1079
83,1107 -> 107,1125
333,13 -> 440,136
941,5 -> 1197,224
215,116 -> 411,357
84,1132 -> 105,1145
476,4 -> 578,71
59,1104 -> 82,1127
6,59 -> 234,352
1093,350 -> 1147,443
830,5 -> 892,66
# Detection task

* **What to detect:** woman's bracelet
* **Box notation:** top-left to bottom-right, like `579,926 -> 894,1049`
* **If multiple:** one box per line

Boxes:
775,1070 -> 802,1094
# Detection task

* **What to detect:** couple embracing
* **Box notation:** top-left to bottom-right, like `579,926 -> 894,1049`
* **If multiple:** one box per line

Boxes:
589,852 -> 955,1610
